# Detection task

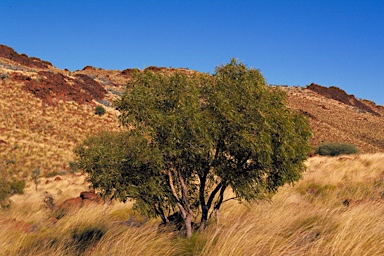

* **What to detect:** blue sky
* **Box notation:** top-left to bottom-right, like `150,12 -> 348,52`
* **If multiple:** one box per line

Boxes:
1,0 -> 383,105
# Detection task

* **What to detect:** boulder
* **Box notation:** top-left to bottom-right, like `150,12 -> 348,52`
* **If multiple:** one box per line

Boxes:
55,197 -> 83,219
80,190 -> 103,205
54,176 -> 62,181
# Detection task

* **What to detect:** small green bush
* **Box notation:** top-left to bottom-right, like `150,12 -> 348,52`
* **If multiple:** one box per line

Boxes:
68,161 -> 78,174
0,178 -> 25,208
44,170 -> 67,178
9,180 -> 25,195
95,105 -> 106,116
315,142 -> 359,156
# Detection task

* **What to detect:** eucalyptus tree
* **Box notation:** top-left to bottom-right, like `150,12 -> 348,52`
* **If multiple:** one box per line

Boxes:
76,59 -> 312,238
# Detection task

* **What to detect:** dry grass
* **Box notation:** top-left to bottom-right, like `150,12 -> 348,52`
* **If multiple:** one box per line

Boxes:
1,153 -> 384,255
285,87 -> 384,153
0,78 -> 121,179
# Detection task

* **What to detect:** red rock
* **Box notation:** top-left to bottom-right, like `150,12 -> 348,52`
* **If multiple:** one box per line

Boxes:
47,217 -> 59,226
343,198 -> 356,207
0,44 -> 52,69
80,190 -> 103,204
307,83 -> 380,116
4,218 -> 38,233
10,70 -> 107,106
56,197 -> 83,218
82,65 -> 94,71
54,176 -> 62,181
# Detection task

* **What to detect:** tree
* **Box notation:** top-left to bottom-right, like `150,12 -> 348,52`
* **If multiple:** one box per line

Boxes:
75,59 -> 312,238
31,168 -> 41,192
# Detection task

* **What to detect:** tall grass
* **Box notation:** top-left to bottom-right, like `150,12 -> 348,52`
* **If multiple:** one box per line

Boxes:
1,153 -> 384,255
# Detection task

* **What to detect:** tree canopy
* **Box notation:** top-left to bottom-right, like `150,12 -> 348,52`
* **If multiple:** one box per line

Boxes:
75,59 -> 312,238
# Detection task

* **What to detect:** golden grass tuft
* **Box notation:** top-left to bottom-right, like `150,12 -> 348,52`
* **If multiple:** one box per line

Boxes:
1,153 -> 384,255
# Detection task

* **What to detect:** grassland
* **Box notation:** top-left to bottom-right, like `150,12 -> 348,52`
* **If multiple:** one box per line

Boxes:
1,153 -> 383,255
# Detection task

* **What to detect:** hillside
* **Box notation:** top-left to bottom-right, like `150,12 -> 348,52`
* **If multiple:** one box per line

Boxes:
0,44 -> 383,179
283,85 -> 384,153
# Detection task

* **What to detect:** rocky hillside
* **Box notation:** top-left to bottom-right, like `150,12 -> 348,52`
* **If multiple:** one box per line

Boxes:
0,44 -> 383,179
283,85 -> 384,153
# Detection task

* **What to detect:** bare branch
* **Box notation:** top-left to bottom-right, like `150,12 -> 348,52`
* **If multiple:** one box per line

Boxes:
168,170 -> 187,219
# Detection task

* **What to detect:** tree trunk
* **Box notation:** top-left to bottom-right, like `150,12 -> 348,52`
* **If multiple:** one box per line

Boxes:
185,211 -> 193,239
199,206 -> 208,231
215,209 -> 220,225
155,204 -> 169,225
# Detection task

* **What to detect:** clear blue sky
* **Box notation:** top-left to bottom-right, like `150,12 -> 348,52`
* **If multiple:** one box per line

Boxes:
1,0 -> 383,105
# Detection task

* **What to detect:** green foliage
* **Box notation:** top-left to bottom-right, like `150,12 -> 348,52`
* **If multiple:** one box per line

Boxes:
75,131 -> 174,219
0,177 -> 25,209
315,142 -> 359,156
68,161 -> 78,174
9,179 -> 25,195
76,59 -> 312,237
44,169 -> 67,178
31,168 -> 41,192
95,105 -> 106,116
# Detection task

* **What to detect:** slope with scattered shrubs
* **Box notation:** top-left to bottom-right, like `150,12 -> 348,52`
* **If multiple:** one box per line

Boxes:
284,86 -> 384,153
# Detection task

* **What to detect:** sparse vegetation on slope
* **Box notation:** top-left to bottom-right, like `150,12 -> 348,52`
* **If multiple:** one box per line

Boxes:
284,86 -> 384,153
0,77 -> 120,179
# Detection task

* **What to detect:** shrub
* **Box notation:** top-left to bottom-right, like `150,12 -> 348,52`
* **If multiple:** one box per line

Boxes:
44,169 -> 67,178
68,161 -> 78,174
95,105 -> 106,116
31,168 -> 41,192
0,178 -> 25,209
9,179 -> 25,194
42,191 -> 55,211
315,142 -> 359,156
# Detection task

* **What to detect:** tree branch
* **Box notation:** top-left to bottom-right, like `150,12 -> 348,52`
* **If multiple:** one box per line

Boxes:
207,181 -> 223,210
214,182 -> 227,211
222,197 -> 237,203
168,170 -> 187,219
178,169 -> 191,210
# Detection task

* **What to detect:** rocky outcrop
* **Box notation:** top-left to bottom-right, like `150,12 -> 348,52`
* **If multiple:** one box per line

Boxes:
307,83 -> 380,116
0,44 -> 52,69
55,190 -> 103,219
9,71 -> 107,106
